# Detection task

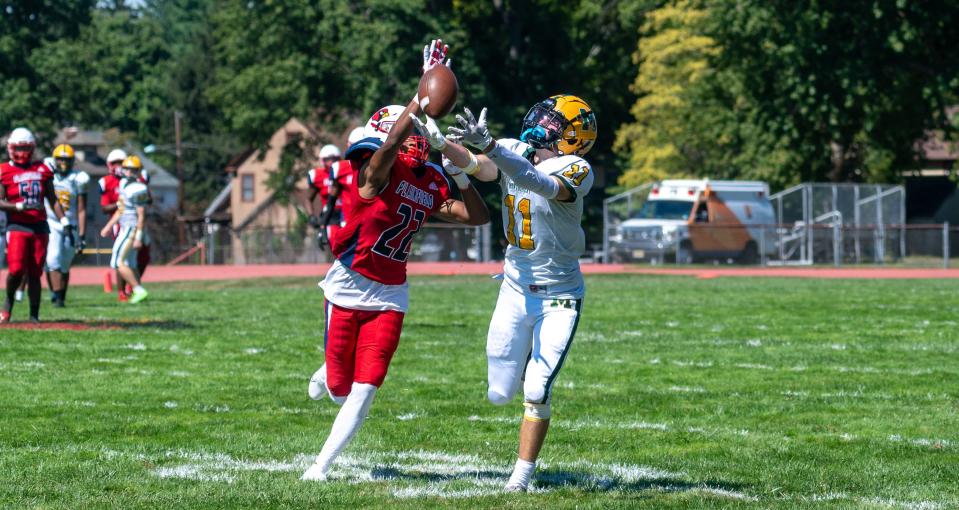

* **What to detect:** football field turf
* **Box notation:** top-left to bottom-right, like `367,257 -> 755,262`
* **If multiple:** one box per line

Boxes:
1,274 -> 956,509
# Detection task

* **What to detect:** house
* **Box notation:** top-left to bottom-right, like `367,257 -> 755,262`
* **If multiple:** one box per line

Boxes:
222,118 -> 326,264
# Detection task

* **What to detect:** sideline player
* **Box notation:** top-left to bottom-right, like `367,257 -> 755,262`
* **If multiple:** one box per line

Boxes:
0,128 -> 72,322
305,144 -> 343,249
444,96 -> 597,491
300,39 -> 490,481
44,144 -> 89,307
99,149 -> 128,301
318,127 -> 365,230
100,156 -> 149,304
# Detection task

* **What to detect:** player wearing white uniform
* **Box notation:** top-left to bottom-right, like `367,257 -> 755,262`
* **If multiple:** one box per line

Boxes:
439,95 -> 598,492
100,156 -> 150,304
44,145 -> 89,307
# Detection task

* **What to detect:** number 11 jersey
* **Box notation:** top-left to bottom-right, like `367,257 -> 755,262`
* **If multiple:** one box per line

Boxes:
496,138 -> 594,300
330,158 -> 451,286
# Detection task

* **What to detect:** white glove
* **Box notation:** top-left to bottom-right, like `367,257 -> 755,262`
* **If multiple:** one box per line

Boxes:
441,155 -> 470,190
422,38 -> 451,73
43,157 -> 56,172
448,107 -> 492,150
408,114 -> 447,150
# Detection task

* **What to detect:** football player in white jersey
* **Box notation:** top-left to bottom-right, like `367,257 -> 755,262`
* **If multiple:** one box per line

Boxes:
100,156 -> 150,304
43,144 -> 89,307
437,95 -> 598,492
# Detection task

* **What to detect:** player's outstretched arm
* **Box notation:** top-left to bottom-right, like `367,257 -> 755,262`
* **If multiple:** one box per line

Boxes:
450,107 -> 572,200
359,99 -> 422,198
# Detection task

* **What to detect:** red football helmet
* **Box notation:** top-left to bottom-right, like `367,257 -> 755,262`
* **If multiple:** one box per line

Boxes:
7,127 -> 36,166
399,135 -> 430,168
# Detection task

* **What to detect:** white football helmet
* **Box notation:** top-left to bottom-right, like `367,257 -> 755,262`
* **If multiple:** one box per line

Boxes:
362,105 -> 406,141
319,144 -> 341,159
347,127 -> 364,147
7,127 -> 36,165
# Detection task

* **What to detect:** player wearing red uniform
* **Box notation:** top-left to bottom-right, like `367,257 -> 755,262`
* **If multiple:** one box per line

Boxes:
306,144 -> 342,249
300,39 -> 489,482
0,128 -> 71,322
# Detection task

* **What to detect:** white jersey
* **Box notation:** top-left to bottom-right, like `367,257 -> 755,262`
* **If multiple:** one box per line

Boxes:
118,179 -> 150,229
45,170 -> 90,231
496,138 -> 594,299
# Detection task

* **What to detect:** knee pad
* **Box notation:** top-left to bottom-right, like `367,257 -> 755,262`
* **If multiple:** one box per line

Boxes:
523,402 -> 551,421
487,389 -> 512,406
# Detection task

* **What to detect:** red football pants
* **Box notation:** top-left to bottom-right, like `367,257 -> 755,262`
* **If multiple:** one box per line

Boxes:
5,231 -> 48,279
324,301 -> 404,397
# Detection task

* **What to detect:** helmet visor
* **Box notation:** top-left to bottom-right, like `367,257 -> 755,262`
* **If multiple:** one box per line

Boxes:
520,105 -> 566,149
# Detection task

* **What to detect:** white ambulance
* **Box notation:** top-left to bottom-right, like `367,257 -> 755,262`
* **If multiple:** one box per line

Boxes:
612,179 -> 776,263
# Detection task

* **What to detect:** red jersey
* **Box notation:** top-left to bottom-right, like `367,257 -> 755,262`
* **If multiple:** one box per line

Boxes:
330,160 -> 357,221
1,161 -> 54,225
98,174 -> 121,207
331,160 -> 452,285
307,166 -> 335,208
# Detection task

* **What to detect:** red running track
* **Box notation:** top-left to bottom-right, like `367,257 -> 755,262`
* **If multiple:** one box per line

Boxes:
2,263 -> 959,288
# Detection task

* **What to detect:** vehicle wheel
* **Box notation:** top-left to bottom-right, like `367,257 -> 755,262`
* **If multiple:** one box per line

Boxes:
677,241 -> 694,264
739,241 -> 759,264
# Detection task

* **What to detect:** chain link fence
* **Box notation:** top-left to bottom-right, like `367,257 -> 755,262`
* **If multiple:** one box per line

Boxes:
603,182 -> 958,267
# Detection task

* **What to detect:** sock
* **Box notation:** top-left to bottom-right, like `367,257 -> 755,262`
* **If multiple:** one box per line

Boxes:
133,285 -> 145,293
312,382 -> 377,475
507,459 -> 536,489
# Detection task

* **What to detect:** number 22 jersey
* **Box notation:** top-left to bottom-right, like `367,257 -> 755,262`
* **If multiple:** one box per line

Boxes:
330,159 -> 452,286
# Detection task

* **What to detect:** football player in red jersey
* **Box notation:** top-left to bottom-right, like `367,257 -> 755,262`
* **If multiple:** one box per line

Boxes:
300,40 -> 489,482
0,128 -> 71,322
305,144 -> 342,250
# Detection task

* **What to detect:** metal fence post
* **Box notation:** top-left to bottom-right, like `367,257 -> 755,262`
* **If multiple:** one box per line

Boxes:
833,220 -> 841,268
760,225 -> 767,266
945,222 -> 950,269
602,200 -> 610,264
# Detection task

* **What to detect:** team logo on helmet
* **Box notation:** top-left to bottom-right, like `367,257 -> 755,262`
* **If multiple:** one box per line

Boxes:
368,107 -> 396,135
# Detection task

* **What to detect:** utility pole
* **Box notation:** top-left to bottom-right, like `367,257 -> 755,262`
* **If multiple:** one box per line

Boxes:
175,110 -> 185,246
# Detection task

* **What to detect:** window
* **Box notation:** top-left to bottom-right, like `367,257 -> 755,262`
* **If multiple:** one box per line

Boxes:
241,174 -> 254,202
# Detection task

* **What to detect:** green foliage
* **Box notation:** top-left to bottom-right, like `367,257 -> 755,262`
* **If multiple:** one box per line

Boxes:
617,0 -> 959,190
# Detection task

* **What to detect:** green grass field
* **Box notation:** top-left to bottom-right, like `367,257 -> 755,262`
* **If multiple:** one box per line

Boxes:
1,275 -> 957,509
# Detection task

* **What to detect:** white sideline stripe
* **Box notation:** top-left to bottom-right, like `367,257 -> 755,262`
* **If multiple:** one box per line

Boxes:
126,343 -> 147,351
145,448 -> 751,500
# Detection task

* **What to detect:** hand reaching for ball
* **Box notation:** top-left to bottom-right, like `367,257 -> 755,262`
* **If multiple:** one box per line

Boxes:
422,38 -> 451,73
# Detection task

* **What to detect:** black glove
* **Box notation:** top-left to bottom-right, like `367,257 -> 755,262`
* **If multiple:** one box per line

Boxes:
75,237 -> 87,262
308,215 -> 322,228
317,229 -> 329,250
63,225 -> 76,248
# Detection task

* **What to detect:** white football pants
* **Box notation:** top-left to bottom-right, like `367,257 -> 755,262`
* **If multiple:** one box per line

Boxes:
45,227 -> 76,272
486,282 -> 582,405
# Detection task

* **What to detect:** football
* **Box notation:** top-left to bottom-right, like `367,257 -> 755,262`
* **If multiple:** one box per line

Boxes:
417,65 -> 458,118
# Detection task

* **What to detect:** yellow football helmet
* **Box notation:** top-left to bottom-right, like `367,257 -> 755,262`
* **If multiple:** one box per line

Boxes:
52,144 -> 75,173
53,144 -> 75,159
121,155 -> 143,178
520,94 -> 597,156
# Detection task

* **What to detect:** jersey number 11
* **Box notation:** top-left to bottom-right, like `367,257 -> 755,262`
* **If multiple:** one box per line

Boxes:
504,194 -> 534,250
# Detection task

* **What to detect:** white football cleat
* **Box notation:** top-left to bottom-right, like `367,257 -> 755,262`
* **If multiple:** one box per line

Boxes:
308,364 -> 329,401
300,463 -> 328,481
504,482 -> 528,493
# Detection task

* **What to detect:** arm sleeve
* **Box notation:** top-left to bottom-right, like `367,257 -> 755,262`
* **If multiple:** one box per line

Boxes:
548,157 -> 594,202
486,143 -> 560,199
